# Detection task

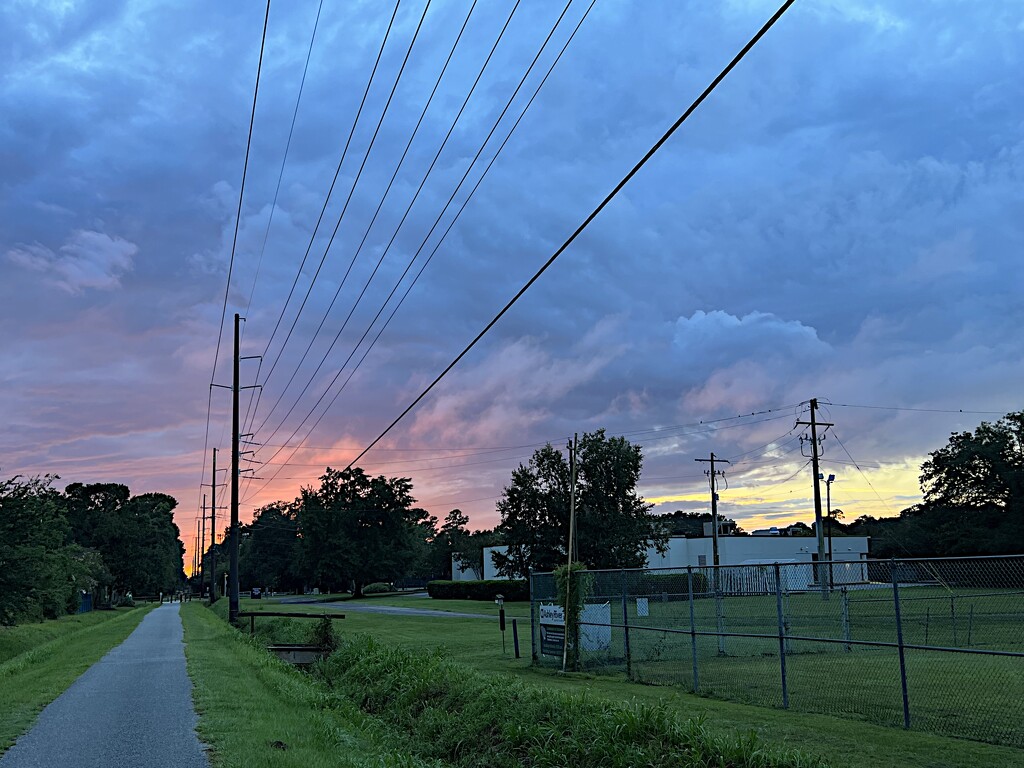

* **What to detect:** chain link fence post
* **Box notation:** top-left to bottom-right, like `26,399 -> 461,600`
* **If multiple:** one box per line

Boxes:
621,569 -> 632,680
841,586 -> 851,652
715,572 -> 726,656
687,566 -> 699,693
529,572 -> 537,663
774,562 -> 790,709
892,562 -> 912,729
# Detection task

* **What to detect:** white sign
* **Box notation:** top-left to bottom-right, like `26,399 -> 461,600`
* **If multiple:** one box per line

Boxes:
580,602 -> 611,651
539,604 -> 564,625
636,597 -> 649,617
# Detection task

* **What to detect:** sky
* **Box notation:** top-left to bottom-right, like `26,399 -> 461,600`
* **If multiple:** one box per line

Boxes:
2,0 -> 1022,572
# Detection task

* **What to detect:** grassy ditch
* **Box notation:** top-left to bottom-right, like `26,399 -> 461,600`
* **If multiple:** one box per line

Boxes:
319,636 -> 824,768
180,602 -> 431,768
208,600 -> 822,768
0,605 -> 154,753
228,597 -> 1024,768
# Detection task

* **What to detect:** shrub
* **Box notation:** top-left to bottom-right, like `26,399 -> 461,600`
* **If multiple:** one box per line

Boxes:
318,636 -> 824,768
308,616 -> 338,652
426,579 -> 528,601
362,582 -> 392,595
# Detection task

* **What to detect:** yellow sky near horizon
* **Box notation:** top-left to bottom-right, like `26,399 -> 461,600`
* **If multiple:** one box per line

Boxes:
644,457 -> 924,532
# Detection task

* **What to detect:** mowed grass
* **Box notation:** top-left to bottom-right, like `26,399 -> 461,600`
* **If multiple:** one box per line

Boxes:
231,597 -> 1024,768
540,585 -> 1024,746
0,606 -> 155,753
180,602 -> 431,768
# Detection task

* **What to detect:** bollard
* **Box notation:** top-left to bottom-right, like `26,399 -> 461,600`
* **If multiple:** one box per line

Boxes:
512,619 -> 520,659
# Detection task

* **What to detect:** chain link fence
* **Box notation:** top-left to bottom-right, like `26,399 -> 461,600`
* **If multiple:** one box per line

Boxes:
529,555 -> 1024,747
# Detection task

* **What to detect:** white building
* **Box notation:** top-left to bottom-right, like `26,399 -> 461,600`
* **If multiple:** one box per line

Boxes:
643,535 -> 869,571
451,545 -> 508,581
458,537 -> 870,590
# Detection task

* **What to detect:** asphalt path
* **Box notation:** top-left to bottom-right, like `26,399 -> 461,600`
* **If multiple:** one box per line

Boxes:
296,606 -> 491,622
0,603 -> 209,768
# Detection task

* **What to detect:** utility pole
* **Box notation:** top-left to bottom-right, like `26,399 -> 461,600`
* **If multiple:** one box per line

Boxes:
200,493 -> 207,597
209,448 -> 218,603
561,432 -> 578,674
229,312 -> 241,624
695,453 -> 730,568
797,398 -> 833,598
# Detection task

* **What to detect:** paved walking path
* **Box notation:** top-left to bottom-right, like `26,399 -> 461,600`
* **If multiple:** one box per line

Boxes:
0,604 -> 209,768
286,599 -> 494,620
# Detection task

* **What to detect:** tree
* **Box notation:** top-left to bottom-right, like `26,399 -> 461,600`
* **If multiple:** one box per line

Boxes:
844,411 -> 1024,558
920,411 -> 1023,512
239,502 -> 300,592
297,467 -> 431,597
493,429 -> 666,577
64,483 -> 183,596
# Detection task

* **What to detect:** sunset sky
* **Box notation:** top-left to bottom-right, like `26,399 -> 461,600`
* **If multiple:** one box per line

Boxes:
2,1 -> 1021,572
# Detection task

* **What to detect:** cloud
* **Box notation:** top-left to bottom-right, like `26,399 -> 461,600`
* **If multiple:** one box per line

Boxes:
7,229 -> 137,293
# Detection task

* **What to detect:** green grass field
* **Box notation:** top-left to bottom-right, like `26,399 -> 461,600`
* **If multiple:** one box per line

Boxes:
0,606 -> 155,753
227,595 -> 1024,767
526,584 -> 1024,746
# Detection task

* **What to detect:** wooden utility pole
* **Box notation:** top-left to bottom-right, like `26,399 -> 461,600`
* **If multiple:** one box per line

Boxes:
200,493 -> 206,596
797,398 -> 833,597
229,313 -> 241,623
210,448 -> 218,603
561,432 -> 578,674
695,452 -> 730,568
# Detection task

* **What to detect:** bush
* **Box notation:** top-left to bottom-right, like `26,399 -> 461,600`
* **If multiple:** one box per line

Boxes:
426,579 -> 528,601
308,616 -> 339,652
362,582 -> 392,595
318,636 -> 824,768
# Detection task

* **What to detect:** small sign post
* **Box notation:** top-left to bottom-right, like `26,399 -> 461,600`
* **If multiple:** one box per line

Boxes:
496,594 -> 506,654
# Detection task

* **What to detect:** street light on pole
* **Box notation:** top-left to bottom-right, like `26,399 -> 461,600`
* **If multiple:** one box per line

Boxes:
818,473 -> 836,588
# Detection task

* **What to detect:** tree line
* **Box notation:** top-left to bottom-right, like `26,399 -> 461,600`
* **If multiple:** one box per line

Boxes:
213,414 -> 1024,596
0,477 -> 184,624
207,430 -> 666,595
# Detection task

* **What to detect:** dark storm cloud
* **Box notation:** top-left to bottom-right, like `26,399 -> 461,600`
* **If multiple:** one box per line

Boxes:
2,1 -> 1022,540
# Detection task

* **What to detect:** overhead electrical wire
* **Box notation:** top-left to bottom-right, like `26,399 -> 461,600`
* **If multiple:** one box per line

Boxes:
252,0 -> 403,393
254,0 -> 433,406
240,0 -> 326,432
245,0 -> 580,487
342,0 -> 798,471
197,0 -> 272,518
278,0 -> 599,468
252,0 -> 489,439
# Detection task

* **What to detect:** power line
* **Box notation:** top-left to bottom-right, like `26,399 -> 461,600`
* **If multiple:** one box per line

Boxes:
343,0 -> 798,470
826,402 -> 1009,416
246,0 -> 579,480
253,0 -> 403,392
255,0 -> 432,407
240,0 -> 326,432
198,0 -> 272,522
252,0 -> 488,439
291,0 -> 598,461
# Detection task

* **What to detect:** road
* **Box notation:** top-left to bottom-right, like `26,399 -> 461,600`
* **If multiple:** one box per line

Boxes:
287,600 -> 495,620
0,603 -> 209,768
